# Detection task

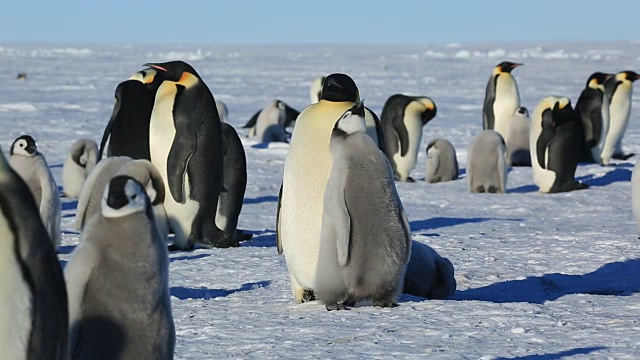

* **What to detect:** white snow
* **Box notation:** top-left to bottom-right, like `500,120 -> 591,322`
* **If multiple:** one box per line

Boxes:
2,42 -> 640,358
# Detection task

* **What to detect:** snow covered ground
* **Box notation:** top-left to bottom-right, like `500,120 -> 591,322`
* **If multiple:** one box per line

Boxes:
2,42 -> 640,358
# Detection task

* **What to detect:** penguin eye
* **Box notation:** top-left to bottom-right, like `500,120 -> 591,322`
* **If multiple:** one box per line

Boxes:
131,194 -> 137,200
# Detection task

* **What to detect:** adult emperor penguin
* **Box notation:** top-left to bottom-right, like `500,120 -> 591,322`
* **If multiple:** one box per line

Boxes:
601,70 -> 640,163
0,147 -> 68,360
144,60 -> 234,249
467,130 -> 508,193
66,176 -> 175,359
218,123 -> 253,242
9,135 -> 61,248
75,156 -> 168,241
403,240 -> 456,299
62,138 -> 99,199
482,61 -> 522,141
425,138 -> 458,183
315,101 -> 411,310
243,100 -> 300,135
530,96 -> 588,193
99,78 -> 155,160
575,72 -> 611,163
381,94 -> 437,182
276,73 -> 384,303
310,75 -> 325,103
507,107 -> 532,166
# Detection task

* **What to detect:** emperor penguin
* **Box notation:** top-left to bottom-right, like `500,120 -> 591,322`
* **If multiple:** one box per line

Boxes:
467,130 -> 508,194
65,175 -> 175,359
8,135 -> 61,248
530,96 -> 588,193
0,147 -> 68,360
631,159 -> 640,237
75,156 -> 168,241
98,78 -> 156,160
216,98 -> 229,123
253,100 -> 290,143
575,72 -> 612,164
144,61 -> 234,249
310,75 -> 325,103
315,101 -> 411,310
425,138 -> 458,183
62,138 -> 99,199
218,123 -> 253,242
482,61 -> 522,141
506,107 -> 532,166
602,70 -> 640,163
276,73 -> 384,304
403,240 -> 456,299
243,100 -> 300,135
381,94 -> 437,182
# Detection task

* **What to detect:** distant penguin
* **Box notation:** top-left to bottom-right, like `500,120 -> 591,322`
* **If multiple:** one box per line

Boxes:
216,98 -> 229,123
403,240 -> 456,299
75,156 -> 168,241
8,135 -> 61,248
254,100 -> 290,143
381,94 -> 437,182
145,61 -> 234,249
217,123 -> 253,242
575,72 -> 611,164
530,96 -> 588,193
632,160 -> 640,237
425,138 -> 458,183
99,78 -> 156,160
62,138 -> 99,199
277,73 -> 384,304
315,101 -> 411,310
602,71 -> 640,163
243,100 -> 300,135
0,147 -> 68,360
467,130 -> 508,194
507,107 -> 532,166
483,61 -> 522,141
310,76 -> 325,103
66,175 -> 175,359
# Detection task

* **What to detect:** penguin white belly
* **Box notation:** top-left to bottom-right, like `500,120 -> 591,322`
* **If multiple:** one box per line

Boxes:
532,148 -> 556,192
493,79 -> 520,141
392,113 -> 423,180
0,214 -> 32,360
280,102 -> 353,291
591,98 -> 611,164
62,156 -> 86,199
149,96 -> 199,247
603,86 -> 632,161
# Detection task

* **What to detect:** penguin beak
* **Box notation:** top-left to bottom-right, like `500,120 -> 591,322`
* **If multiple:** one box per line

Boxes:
605,73 -> 614,81
354,100 -> 365,117
511,63 -> 523,69
143,63 -> 167,72
26,145 -> 37,154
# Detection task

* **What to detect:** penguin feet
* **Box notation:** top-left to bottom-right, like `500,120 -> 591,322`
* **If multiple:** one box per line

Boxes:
301,289 -> 316,303
572,182 -> 589,191
406,177 -> 415,183
200,230 -> 240,248
613,153 -> 635,160
373,300 -> 398,308
235,229 -> 254,242
167,244 -> 195,252
325,303 -> 350,311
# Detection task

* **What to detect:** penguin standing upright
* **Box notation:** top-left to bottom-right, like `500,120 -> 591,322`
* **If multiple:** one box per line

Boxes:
8,135 -> 61,248
144,61 -> 233,249
425,138 -> 458,183
574,72 -> 612,163
467,130 -> 508,194
62,138 -> 99,199
0,147 -> 68,360
601,71 -> 640,163
530,96 -> 588,193
507,107 -> 532,166
381,94 -> 437,182
276,73 -> 383,303
483,62 -> 522,141
315,101 -> 411,311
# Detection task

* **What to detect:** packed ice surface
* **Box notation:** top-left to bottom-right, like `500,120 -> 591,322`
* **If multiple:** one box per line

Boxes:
2,42 -> 640,358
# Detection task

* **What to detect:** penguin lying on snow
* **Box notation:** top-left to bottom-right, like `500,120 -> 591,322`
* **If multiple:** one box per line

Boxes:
403,240 -> 456,299
62,138 -> 98,199
315,101 -> 411,311
243,99 -> 300,138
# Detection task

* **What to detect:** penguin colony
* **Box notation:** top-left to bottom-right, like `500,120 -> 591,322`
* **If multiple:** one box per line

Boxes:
2,54 -> 640,357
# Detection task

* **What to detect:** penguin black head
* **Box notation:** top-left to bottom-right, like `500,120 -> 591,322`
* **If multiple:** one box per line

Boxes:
10,135 -> 37,157
333,100 -> 367,136
143,61 -> 201,82
416,97 -> 437,124
496,61 -> 522,73
586,72 -> 612,88
101,175 -> 151,219
621,71 -> 640,82
551,99 -> 575,127
320,73 -> 360,103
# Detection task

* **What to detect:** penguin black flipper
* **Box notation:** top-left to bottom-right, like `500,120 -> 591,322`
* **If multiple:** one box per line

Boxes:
483,75 -> 497,130
575,87 -> 602,147
536,108 -> 556,169
243,110 -> 261,128
276,183 -> 283,255
367,107 -> 386,154
284,104 -> 300,128
166,87 -> 197,204
381,95 -> 412,156
99,100 -> 120,160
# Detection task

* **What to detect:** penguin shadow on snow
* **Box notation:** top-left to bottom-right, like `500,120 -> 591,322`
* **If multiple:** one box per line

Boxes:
171,280 -> 271,300
239,230 -> 276,248
244,195 -> 278,204
575,168 -> 631,187
453,258 -> 640,304
508,184 -> 538,194
170,253 -> 211,262
410,217 -> 522,232
494,346 -> 607,360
